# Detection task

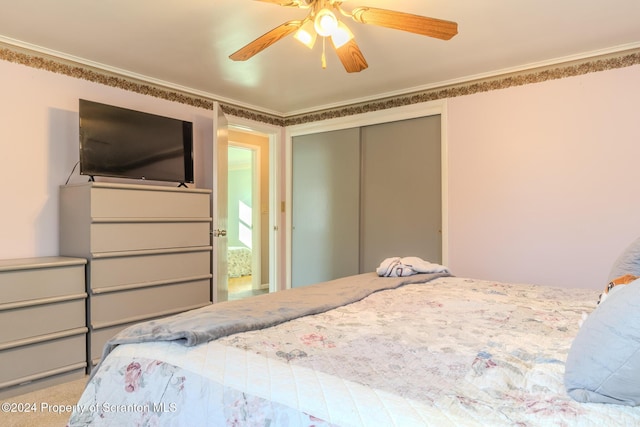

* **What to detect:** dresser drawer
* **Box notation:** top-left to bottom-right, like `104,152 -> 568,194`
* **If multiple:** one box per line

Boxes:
91,221 -> 210,253
0,258 -> 85,304
0,299 -> 85,344
90,279 -> 210,327
90,249 -> 211,291
0,333 -> 85,385
91,186 -> 210,218
90,323 -> 130,364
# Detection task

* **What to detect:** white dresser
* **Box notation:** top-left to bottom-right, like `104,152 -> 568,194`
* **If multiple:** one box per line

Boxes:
0,256 -> 87,399
59,182 -> 213,369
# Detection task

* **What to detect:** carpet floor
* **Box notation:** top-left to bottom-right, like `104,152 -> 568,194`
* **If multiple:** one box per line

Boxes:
0,377 -> 88,427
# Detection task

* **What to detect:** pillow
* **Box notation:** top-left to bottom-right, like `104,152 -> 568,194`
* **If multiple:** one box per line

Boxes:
608,236 -> 640,281
564,279 -> 640,405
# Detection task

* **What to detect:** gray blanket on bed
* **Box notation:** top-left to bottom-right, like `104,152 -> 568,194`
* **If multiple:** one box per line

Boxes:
99,271 -> 449,366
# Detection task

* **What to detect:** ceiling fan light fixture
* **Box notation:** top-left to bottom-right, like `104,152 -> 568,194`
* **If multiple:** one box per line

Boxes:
229,2 -> 457,73
294,20 -> 317,48
314,8 -> 338,37
331,21 -> 353,48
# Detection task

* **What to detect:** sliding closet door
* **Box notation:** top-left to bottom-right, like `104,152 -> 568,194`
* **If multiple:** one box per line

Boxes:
360,115 -> 442,272
291,128 -> 361,287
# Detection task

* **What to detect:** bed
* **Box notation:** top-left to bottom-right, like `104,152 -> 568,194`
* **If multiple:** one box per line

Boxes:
228,246 -> 252,278
66,251 -> 640,427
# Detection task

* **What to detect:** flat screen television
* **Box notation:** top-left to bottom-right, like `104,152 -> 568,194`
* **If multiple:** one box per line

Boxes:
79,99 -> 194,184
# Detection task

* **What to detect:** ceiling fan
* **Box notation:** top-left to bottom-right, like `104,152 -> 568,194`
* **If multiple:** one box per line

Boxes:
229,0 -> 458,73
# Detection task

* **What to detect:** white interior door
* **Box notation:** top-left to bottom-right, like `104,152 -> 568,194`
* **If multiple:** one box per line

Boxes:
212,103 -> 229,302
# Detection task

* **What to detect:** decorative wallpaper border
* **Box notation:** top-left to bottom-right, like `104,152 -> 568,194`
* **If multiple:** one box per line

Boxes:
1,43 -> 638,128
284,49 -> 640,126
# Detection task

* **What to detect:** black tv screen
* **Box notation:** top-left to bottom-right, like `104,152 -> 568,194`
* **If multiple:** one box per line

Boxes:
79,99 -> 194,184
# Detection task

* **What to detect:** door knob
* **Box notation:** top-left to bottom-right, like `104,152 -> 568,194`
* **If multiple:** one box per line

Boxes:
213,229 -> 227,237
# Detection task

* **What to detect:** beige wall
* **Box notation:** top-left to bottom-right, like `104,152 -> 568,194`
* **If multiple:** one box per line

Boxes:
447,64 -> 640,289
0,59 -> 213,259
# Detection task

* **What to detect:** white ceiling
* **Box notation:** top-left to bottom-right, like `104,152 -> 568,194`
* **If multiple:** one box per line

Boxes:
1,0 -> 639,116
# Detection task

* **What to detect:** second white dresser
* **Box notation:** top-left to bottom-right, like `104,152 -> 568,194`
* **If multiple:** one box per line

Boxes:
0,257 -> 87,399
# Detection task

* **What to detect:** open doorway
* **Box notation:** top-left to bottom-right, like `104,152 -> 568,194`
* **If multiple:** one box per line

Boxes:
227,130 -> 270,300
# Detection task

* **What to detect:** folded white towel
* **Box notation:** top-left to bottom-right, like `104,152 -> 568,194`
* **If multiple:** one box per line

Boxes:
376,256 -> 450,277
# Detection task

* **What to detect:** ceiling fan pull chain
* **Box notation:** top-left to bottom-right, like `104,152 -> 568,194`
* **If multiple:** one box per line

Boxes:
322,37 -> 327,69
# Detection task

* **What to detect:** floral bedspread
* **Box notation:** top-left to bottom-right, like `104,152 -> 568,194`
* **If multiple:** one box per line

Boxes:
228,246 -> 251,278
68,277 -> 640,426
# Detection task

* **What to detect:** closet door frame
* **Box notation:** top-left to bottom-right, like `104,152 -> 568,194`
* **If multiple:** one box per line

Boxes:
284,100 -> 449,289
